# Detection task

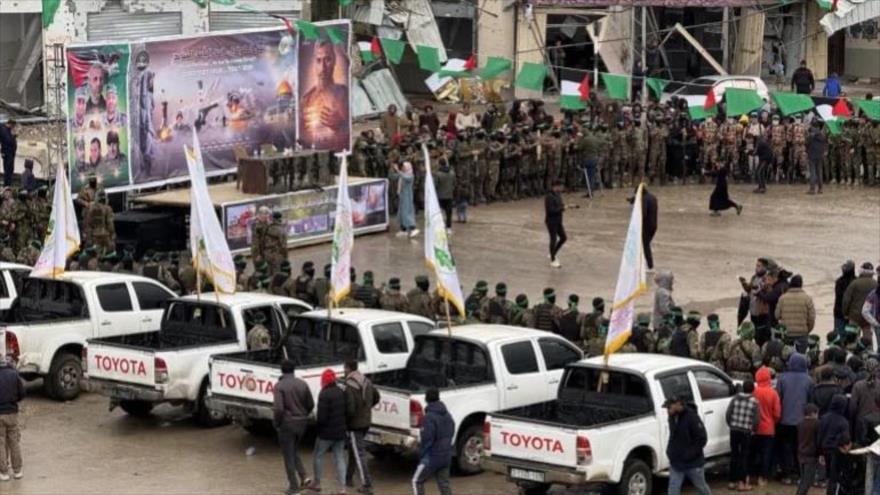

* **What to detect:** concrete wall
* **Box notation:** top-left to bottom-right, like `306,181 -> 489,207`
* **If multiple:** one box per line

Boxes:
477,0 -> 516,67
0,12 -> 43,108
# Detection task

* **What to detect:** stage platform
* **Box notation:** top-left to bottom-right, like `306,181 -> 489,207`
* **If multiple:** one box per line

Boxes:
131,181 -> 258,209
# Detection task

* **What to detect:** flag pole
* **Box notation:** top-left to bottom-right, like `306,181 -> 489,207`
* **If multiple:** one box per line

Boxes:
206,260 -> 226,327
443,298 -> 452,337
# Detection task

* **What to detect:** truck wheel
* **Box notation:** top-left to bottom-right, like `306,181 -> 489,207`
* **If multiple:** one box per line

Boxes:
119,400 -> 154,418
517,482 -> 550,495
194,383 -> 228,428
618,459 -> 652,495
455,424 -> 485,475
46,353 -> 82,401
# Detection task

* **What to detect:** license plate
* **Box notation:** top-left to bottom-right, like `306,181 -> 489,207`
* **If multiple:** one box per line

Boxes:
365,433 -> 380,444
227,405 -> 256,417
510,468 -> 545,483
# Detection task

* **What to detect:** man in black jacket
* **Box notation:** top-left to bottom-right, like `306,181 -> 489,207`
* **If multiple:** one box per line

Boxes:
309,369 -> 347,493
273,359 -> 314,495
544,180 -> 567,268
412,388 -> 454,495
791,60 -> 815,95
343,360 -> 380,494
834,261 -> 856,336
0,120 -> 17,187
665,396 -> 711,495
0,357 -> 24,481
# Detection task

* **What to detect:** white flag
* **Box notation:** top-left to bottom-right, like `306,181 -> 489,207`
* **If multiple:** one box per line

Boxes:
185,133 -> 236,294
422,144 -> 465,317
329,154 -> 353,304
32,165 -> 80,277
604,184 -> 649,358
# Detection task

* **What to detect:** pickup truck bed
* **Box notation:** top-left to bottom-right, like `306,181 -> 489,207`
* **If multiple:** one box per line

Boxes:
496,393 -> 652,430
91,330 -> 236,351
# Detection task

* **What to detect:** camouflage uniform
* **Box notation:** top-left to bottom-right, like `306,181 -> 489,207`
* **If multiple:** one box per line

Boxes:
647,122 -> 668,185
532,292 -> 563,333
454,138 -> 473,208
250,216 -> 270,264
700,119 -> 720,169
520,133 -> 538,197
351,137 -> 368,177
84,197 -> 116,254
609,127 -> 627,187
718,120 -> 741,168
510,296 -> 535,328
264,215 -> 288,273
629,123 -> 647,187
480,291 -> 514,324
865,122 -> 880,185
471,133 -> 488,203
380,287 -> 409,313
770,121 -> 787,179
542,132 -> 561,191
841,122 -> 860,184
789,121 -> 808,179
726,322 -> 762,381
17,242 -> 40,266
485,138 -> 503,202
700,318 -> 732,372
500,139 -> 521,200
406,287 -> 434,320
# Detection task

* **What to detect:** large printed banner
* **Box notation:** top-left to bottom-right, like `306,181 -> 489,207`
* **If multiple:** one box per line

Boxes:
65,21 -> 352,193
66,44 -> 132,191
223,178 -> 387,253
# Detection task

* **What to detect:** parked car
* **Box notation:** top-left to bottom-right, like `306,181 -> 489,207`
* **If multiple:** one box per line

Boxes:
482,354 -> 736,495
206,308 -> 435,431
2,272 -> 177,400
367,325 -> 583,474
660,75 -> 770,108
83,293 -> 312,425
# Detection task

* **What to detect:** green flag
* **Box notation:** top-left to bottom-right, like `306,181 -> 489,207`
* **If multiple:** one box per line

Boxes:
825,119 -> 845,136
601,73 -> 630,101
857,99 -> 880,121
339,0 -> 354,6
645,77 -> 669,99
325,27 -> 346,45
210,0 -> 236,5
234,3 -> 259,12
295,20 -> 321,40
724,88 -> 764,117
416,45 -> 442,72
816,0 -> 833,10
688,105 -> 717,121
515,62 -> 547,92
42,0 -> 62,27
771,92 -> 816,116
380,38 -> 406,65
480,57 -> 513,80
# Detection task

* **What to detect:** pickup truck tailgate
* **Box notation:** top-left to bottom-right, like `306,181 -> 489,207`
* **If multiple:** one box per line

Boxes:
210,358 -> 281,403
87,343 -> 156,387
488,415 -> 579,468
372,387 -> 413,431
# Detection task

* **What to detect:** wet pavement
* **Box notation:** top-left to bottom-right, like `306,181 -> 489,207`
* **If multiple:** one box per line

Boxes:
8,182 -> 879,495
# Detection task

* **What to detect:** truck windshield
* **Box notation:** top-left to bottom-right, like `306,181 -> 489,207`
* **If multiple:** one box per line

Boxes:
559,366 -> 653,414
5,278 -> 89,322
406,336 -> 492,389
164,301 -> 235,341
282,317 -> 363,366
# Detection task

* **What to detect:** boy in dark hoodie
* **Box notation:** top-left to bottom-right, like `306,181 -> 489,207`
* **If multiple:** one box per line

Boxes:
818,394 -> 852,495
796,403 -> 820,495
412,388 -> 454,495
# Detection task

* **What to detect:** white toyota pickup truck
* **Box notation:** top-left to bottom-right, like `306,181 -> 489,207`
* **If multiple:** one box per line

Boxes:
366,326 -> 584,474
2,272 -> 177,400
205,308 -> 436,430
83,293 -> 312,426
482,354 -> 736,495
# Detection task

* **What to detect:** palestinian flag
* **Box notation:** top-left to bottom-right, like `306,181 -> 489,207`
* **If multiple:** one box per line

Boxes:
358,41 -> 379,63
560,80 -> 587,110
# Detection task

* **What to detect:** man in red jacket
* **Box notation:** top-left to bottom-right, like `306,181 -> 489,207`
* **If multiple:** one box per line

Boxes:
750,366 -> 781,487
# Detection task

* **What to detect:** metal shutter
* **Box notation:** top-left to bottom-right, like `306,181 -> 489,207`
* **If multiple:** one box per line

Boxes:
87,4 -> 182,42
209,11 -> 300,32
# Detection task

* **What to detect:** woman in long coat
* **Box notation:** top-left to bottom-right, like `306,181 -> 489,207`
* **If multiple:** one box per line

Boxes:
706,164 -> 743,216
